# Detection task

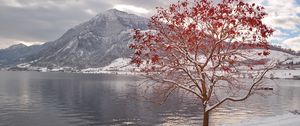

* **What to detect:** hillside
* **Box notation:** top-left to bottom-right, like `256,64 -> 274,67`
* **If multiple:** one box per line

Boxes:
82,49 -> 300,75
0,9 -> 148,69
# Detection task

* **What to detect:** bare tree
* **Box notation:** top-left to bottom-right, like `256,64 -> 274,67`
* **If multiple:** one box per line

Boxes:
129,0 -> 274,126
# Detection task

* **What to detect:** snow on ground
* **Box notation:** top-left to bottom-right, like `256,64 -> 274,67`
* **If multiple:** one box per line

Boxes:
263,50 -> 297,62
243,49 -> 298,62
266,69 -> 300,79
81,58 -> 141,75
222,113 -> 300,126
102,58 -> 135,71
82,57 -> 300,79
81,50 -> 300,78
291,57 -> 300,64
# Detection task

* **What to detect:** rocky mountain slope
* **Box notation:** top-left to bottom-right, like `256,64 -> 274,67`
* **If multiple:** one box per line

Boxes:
0,43 -> 42,67
0,9 -> 148,68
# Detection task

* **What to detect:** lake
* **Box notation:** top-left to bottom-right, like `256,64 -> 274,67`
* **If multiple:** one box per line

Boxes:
0,71 -> 299,126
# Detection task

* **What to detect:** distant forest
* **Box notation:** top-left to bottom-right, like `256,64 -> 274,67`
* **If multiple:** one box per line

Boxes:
270,45 -> 300,56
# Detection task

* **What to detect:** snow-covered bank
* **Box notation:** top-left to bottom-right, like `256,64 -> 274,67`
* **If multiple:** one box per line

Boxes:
266,69 -> 300,79
222,113 -> 300,126
81,58 -> 140,75
81,69 -> 141,75
81,58 -> 300,79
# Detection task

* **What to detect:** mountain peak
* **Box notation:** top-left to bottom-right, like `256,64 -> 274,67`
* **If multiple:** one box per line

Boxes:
97,8 -> 133,18
7,43 -> 27,50
104,8 -> 123,13
87,9 -> 148,30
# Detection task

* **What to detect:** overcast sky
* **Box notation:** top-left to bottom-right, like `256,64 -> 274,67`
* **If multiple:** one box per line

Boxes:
0,0 -> 300,51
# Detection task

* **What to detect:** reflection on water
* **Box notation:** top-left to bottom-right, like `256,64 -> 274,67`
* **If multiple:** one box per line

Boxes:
0,71 -> 299,126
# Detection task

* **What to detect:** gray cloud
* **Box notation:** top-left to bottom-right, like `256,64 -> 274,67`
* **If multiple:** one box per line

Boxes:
283,36 -> 300,51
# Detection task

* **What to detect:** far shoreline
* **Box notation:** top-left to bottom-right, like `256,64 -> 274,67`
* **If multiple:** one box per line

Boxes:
2,69 -> 299,80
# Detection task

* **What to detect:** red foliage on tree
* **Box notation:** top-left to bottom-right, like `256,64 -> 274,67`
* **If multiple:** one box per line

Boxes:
129,0 -> 274,126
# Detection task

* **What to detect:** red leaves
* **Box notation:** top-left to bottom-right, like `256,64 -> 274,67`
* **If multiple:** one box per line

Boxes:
187,35 -> 197,45
151,54 -> 160,63
181,1 -> 188,7
131,57 -> 142,66
208,8 -> 215,16
222,66 -> 231,72
166,45 -> 173,51
214,21 -> 223,28
230,19 -> 236,25
261,30 -> 268,38
188,23 -> 197,30
247,18 -> 257,26
238,1 -> 244,6
134,50 -> 142,56
256,42 -> 270,50
228,29 -> 236,35
133,29 -> 142,41
263,50 -> 270,56
228,59 -> 235,65
257,50 -> 270,56
168,24 -> 175,29
258,52 -> 262,56
169,4 -> 177,12
129,44 -> 136,49
231,41 -> 239,49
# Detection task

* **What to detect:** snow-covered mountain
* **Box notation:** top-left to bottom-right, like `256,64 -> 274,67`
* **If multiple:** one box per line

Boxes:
0,9 -> 148,68
0,43 -> 42,67
33,9 -> 148,68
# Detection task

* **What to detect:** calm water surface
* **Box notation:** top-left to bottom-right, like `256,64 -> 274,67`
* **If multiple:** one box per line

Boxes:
0,71 -> 299,126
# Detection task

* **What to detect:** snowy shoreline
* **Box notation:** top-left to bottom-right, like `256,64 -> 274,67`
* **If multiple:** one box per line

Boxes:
222,113 -> 300,126
80,69 -> 300,79
80,56 -> 300,79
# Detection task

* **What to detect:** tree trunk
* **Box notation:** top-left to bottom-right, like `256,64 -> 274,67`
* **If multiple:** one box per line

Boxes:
203,110 -> 209,126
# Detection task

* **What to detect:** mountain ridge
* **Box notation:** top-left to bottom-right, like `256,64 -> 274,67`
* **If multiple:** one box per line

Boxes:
0,9 -> 148,68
